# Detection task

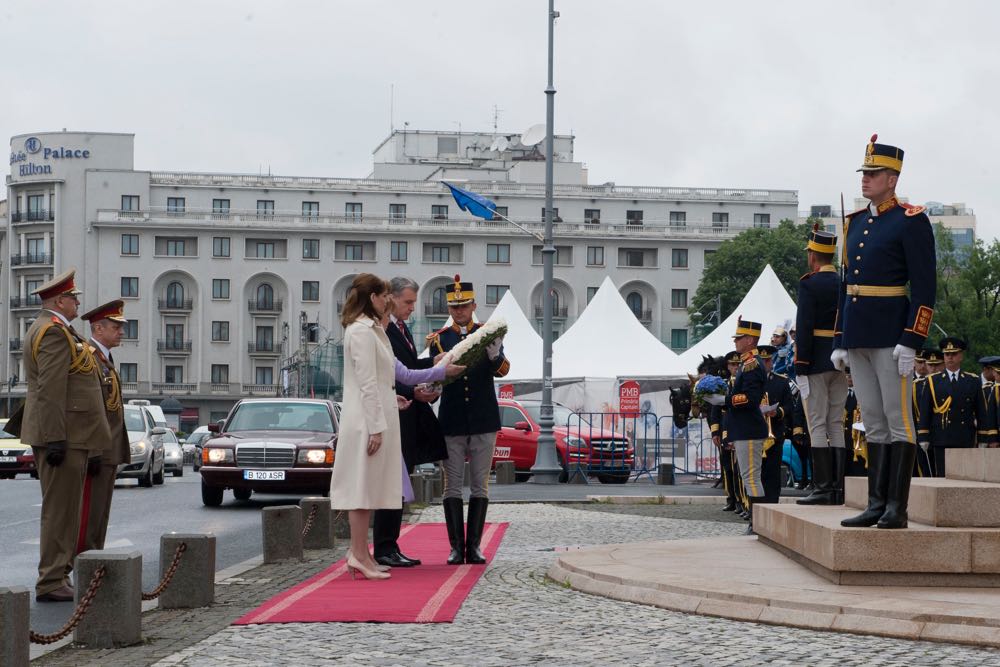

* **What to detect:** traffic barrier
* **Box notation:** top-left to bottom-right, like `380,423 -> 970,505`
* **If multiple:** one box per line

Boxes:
0,587 -> 29,667
262,506 -> 303,563
657,415 -> 719,479
157,533 -> 215,609
494,461 -> 515,484
299,498 -> 335,550
74,550 -> 142,648
565,412 -> 659,484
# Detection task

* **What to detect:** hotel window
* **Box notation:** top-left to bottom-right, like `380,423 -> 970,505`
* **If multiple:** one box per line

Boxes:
166,239 -> 186,256
584,209 -> 601,224
671,248 -> 689,268
165,365 -> 184,384
705,249 -> 717,265
587,287 -> 599,303
165,282 -> 185,308
669,211 -> 686,228
305,323 -> 319,343
754,213 -> 771,228
255,326 -> 274,352
671,329 -> 688,350
302,238 -> 320,259
211,321 -> 230,342
121,195 -> 140,211
302,281 -> 320,302
486,243 -> 510,264
212,198 -> 230,214
121,277 -> 139,298
390,241 -> 408,262
494,206 -> 508,218
27,194 -> 45,220
120,363 -> 137,383
123,320 -> 139,340
626,292 -> 644,318
485,285 -> 509,305
431,245 -> 451,263
213,237 -> 230,258
344,243 -> 364,261
432,205 -> 448,220
165,324 -> 185,349
121,234 -> 139,256
623,249 -> 645,267
540,207 -> 560,222
626,210 -> 644,226
256,200 -> 275,217
255,367 -> 274,385
587,246 -> 604,266
389,203 -> 406,220
166,197 -> 185,213
712,212 -> 729,228
255,241 -> 275,258
671,289 -> 688,309
302,201 -> 319,217
437,136 -> 459,155
345,202 -> 363,220
532,245 -> 573,266
211,364 -> 229,384
212,279 -> 230,300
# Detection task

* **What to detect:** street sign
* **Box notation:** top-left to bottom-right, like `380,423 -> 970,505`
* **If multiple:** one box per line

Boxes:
619,380 -> 640,416
498,384 -> 514,400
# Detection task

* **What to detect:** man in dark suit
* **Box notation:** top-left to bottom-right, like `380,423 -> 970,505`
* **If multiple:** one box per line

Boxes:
373,277 -> 448,568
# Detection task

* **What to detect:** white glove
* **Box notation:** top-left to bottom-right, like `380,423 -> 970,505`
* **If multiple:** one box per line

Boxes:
831,348 -> 849,372
795,375 -> 810,401
760,403 -> 778,416
703,394 -> 725,407
893,344 -> 916,377
919,441 -> 930,452
486,336 -> 504,361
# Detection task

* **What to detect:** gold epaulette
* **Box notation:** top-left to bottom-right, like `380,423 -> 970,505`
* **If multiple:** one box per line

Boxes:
901,203 -> 927,217
742,358 -> 759,372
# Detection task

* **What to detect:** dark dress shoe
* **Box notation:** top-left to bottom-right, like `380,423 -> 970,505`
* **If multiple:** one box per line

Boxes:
36,585 -> 74,602
396,551 -> 421,566
375,552 -> 419,568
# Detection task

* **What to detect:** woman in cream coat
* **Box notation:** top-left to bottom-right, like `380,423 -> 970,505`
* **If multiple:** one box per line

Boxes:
331,274 -> 462,580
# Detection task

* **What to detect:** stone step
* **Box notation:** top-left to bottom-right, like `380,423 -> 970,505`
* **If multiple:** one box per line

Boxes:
845,476 -> 1000,527
946,448 -> 1000,483
754,504 -> 1000,586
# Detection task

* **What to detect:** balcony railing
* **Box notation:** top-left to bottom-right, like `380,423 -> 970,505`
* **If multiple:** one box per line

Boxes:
121,382 -> 139,393
151,382 -> 198,393
534,305 -> 569,319
9,295 -> 42,309
632,309 -> 653,322
424,302 -> 450,316
244,384 -> 280,395
11,210 -> 54,223
157,298 -> 194,312
157,339 -> 192,353
9,338 -> 22,352
11,253 -> 53,266
248,299 -> 283,313
210,383 -> 233,393
248,341 -> 278,354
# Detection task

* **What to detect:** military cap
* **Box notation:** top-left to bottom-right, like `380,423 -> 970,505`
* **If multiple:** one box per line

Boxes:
858,133 -> 904,172
915,349 -> 928,362
924,349 -> 944,364
939,337 -> 967,354
756,345 -> 777,359
733,316 -> 762,339
806,223 -> 837,254
978,355 -> 1000,367
445,274 -> 475,306
32,268 -> 83,300
82,299 -> 127,323
724,351 -> 741,364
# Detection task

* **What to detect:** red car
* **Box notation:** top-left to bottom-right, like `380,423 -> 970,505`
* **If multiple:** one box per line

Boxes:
0,418 -> 36,479
495,399 -> 633,484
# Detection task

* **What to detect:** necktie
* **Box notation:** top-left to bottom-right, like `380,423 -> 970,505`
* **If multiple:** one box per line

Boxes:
396,320 -> 414,352
109,352 -> 115,366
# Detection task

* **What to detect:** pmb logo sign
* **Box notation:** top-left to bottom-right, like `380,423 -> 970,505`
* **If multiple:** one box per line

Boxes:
619,380 -> 641,416
24,137 -> 41,154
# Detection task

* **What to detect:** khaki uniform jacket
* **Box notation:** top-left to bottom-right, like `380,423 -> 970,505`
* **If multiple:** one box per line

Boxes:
21,311 -> 112,451
92,343 -> 130,465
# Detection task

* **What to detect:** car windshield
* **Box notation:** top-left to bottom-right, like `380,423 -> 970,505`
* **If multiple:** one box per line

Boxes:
124,408 -> 146,432
0,423 -> 15,439
227,403 -> 334,433
520,403 -> 581,428
161,430 -> 178,443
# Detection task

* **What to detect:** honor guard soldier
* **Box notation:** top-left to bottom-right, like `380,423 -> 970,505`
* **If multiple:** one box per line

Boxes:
914,349 -> 929,381
80,300 -> 130,552
911,350 -> 936,476
977,356 -> 999,448
791,390 -> 812,490
842,368 -> 868,477
925,348 -> 945,375
704,318 -> 768,534
837,135 -> 936,530
20,270 -> 112,602
710,351 -> 743,513
429,276 -> 509,565
917,338 -> 994,476
795,225 -> 850,506
757,345 -> 794,503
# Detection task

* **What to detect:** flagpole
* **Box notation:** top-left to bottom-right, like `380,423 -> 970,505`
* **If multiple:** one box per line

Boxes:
529,0 -> 563,484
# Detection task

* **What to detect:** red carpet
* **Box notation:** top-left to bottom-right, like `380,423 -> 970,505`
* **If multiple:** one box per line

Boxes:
234,522 -> 508,624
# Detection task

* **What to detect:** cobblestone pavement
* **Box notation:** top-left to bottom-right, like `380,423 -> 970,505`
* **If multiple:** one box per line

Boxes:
36,503 -> 1000,666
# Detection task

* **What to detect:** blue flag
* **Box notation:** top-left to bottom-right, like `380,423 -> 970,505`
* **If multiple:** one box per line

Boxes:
443,182 -> 497,221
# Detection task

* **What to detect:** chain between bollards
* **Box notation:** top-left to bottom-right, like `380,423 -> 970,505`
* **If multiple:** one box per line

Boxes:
142,542 -> 187,601
29,565 -> 107,644
301,504 -> 319,538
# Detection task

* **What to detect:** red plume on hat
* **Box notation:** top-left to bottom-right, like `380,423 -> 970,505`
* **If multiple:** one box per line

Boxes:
813,222 -> 820,232
454,274 -> 461,283
870,133 -> 878,143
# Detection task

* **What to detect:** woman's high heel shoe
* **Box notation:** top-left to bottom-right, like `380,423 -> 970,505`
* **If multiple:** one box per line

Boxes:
346,554 -> 390,580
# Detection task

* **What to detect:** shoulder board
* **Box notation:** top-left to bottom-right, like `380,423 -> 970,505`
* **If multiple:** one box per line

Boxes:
962,371 -> 979,378
743,358 -> 759,371
425,327 -> 448,342
900,203 -> 927,217
773,372 -> 788,378
50,316 -> 64,326
800,271 -> 815,281
845,207 -> 867,219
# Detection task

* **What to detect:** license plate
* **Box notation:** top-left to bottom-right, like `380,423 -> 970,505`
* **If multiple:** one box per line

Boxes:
243,470 -> 285,481
0,456 -> 15,463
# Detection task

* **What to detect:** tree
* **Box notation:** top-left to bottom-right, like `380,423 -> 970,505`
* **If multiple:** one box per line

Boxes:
689,218 -> 813,335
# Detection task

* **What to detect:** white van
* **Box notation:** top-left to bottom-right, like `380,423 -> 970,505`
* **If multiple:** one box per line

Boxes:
127,399 -> 167,426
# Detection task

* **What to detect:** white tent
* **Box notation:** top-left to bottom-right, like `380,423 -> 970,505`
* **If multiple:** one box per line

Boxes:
486,290 -> 543,381
678,264 -> 796,366
552,276 -> 687,379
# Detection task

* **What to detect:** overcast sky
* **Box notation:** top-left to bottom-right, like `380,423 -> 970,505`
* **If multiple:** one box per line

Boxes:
4,1 -> 997,239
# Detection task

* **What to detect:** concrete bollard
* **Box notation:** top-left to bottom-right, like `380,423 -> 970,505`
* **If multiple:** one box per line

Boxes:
463,461 -> 471,487
299,498 -> 335,550
409,473 -> 426,503
332,509 -> 351,539
657,463 -> 676,485
495,460 -> 516,485
0,587 -> 29,667
158,533 -> 216,609
74,550 -> 143,648
262,506 -> 303,563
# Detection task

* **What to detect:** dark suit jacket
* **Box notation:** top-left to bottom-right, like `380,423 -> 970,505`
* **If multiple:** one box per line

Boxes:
386,319 -> 447,466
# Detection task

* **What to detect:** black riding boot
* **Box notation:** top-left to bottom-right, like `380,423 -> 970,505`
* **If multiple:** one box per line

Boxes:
745,496 -> 764,535
465,497 -> 489,564
443,497 -> 465,565
841,442 -> 890,527
877,443 -> 918,529
797,448 -> 835,505
831,446 -> 847,505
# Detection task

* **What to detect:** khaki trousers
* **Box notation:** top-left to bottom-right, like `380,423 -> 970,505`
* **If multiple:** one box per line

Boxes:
442,433 -> 497,499
803,371 -> 849,449
82,463 -> 118,552
33,446 -> 88,596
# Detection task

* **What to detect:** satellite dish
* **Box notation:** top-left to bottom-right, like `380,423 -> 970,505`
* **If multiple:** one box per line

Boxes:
520,123 -> 546,148
489,137 -> 500,152
495,136 -> 509,152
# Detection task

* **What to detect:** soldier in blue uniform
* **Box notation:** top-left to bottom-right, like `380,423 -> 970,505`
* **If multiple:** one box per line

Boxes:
710,350 -> 742,513
428,276 -> 510,565
705,318 -> 768,534
917,338 -> 995,476
911,349 -> 936,477
757,345 -> 793,503
838,134 -> 937,530
842,368 -> 868,477
795,226 -> 849,505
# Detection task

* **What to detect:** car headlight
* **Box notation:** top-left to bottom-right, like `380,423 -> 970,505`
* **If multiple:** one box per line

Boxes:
206,448 -> 233,464
130,441 -> 147,455
298,449 -> 332,464
564,436 -> 587,450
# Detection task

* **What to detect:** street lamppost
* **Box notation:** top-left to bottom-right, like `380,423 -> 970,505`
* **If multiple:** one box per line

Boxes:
689,294 -> 722,346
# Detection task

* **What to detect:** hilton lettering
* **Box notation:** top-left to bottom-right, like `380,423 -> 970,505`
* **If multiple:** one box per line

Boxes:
19,163 -> 53,176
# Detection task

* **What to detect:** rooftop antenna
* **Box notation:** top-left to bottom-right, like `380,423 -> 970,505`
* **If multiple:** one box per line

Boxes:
492,104 -> 503,134
389,83 -> 395,133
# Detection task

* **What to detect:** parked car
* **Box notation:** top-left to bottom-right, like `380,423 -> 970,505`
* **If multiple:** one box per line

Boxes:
187,426 -> 212,472
161,429 -> 184,477
199,398 -> 338,506
494,399 -> 634,483
116,404 -> 167,487
0,418 -> 36,479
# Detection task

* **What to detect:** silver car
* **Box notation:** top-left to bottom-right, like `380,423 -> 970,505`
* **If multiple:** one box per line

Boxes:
161,429 -> 184,477
116,404 -> 167,487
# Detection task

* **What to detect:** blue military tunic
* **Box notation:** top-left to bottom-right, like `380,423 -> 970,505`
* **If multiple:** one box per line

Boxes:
917,370 -> 989,447
430,323 -> 510,437
725,352 -> 769,441
794,265 -> 839,375
834,198 -> 936,350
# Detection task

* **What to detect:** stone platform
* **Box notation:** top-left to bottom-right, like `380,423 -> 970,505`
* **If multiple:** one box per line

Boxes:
845,476 -> 1000,527
549,536 -> 1000,648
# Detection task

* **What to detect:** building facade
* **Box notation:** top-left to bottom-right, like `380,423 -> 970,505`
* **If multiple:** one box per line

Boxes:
7,129 -> 798,427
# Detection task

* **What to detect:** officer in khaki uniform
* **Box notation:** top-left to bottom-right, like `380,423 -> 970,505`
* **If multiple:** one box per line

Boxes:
21,269 -> 112,601
80,300 -> 130,553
